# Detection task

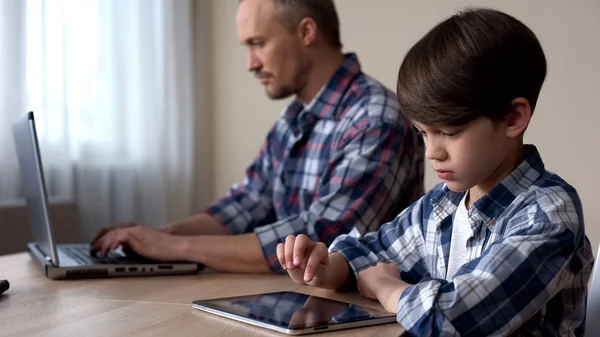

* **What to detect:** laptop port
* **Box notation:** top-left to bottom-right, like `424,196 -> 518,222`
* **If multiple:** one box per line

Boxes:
158,265 -> 173,270
115,267 -> 125,272
128,267 -> 138,272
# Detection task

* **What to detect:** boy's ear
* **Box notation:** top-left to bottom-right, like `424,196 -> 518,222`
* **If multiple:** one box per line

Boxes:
505,97 -> 532,139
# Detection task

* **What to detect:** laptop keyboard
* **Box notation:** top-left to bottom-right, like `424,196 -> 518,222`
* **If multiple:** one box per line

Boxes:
57,245 -> 159,266
59,245 -> 126,265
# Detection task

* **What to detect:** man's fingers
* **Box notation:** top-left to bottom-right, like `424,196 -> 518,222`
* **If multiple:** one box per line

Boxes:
284,235 -> 296,270
98,229 -> 132,257
96,234 -> 114,256
91,222 -> 137,245
97,233 -> 115,257
90,228 -> 109,246
90,237 -> 104,256
90,236 -> 102,252
97,240 -> 111,258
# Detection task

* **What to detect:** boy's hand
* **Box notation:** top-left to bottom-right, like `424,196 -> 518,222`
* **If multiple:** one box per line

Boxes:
357,263 -> 408,313
276,234 -> 329,287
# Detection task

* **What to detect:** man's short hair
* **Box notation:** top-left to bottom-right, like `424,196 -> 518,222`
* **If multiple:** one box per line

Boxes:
396,8 -> 547,127
273,0 -> 342,49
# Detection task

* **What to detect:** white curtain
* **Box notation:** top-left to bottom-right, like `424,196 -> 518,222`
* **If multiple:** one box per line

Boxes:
0,0 -> 211,239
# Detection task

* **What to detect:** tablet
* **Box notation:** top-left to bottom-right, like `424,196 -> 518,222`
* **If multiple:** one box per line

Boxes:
191,291 -> 396,335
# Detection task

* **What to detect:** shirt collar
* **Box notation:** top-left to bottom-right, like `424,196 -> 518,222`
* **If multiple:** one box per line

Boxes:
431,144 -> 545,226
284,52 -> 362,123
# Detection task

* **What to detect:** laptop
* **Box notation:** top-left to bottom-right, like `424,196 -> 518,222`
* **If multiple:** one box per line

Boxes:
11,111 -> 201,280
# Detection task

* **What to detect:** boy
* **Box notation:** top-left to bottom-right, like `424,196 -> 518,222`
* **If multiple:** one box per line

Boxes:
276,8 -> 594,336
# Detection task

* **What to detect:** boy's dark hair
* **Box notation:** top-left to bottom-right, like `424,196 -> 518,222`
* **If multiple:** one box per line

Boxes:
396,8 -> 547,127
272,0 -> 342,49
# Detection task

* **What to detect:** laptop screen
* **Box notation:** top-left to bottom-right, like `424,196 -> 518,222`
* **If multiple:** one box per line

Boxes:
12,112 -> 60,265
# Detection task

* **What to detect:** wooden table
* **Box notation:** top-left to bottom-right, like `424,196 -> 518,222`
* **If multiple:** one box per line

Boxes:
0,253 -> 405,336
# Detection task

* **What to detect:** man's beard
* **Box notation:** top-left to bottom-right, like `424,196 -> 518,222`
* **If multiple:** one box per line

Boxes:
265,83 -> 296,100
263,59 -> 308,100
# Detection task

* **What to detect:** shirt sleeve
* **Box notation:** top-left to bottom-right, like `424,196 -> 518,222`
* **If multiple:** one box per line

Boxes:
330,191 -> 590,337
329,195 -> 426,278
397,222 -> 586,336
204,126 -> 276,235
255,97 -> 418,271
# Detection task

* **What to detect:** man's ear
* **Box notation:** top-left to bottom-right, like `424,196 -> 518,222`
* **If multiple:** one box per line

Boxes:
505,97 -> 532,139
296,17 -> 317,46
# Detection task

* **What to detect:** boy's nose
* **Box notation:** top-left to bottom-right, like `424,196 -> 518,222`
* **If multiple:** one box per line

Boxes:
425,141 -> 447,162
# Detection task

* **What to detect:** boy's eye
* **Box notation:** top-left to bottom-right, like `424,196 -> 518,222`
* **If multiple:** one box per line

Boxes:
442,131 -> 459,138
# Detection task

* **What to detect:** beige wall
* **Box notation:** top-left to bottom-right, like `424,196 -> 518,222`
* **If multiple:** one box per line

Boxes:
208,0 -> 600,253
0,200 -> 80,255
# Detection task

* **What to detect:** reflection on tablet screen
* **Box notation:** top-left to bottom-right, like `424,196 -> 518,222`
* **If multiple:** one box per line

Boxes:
198,291 -> 393,330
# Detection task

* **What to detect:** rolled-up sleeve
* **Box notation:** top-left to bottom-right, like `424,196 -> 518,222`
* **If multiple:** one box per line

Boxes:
205,128 -> 276,235
396,221 -> 581,336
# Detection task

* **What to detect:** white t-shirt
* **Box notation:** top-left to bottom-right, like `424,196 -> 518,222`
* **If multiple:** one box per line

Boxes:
446,192 -> 472,281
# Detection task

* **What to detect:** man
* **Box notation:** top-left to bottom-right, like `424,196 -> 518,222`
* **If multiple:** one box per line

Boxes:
91,0 -> 424,273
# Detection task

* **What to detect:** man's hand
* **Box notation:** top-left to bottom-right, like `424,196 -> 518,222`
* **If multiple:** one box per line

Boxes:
91,224 -> 186,261
91,222 -> 172,246
276,234 -> 329,287
357,263 -> 408,313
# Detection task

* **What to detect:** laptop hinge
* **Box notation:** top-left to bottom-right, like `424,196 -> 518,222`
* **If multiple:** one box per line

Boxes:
30,242 -> 56,267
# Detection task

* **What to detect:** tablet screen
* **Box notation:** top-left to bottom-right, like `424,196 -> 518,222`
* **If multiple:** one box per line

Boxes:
192,291 -> 395,330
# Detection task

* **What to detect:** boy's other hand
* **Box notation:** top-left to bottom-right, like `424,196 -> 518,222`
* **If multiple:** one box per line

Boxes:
276,234 -> 329,287
357,263 -> 407,313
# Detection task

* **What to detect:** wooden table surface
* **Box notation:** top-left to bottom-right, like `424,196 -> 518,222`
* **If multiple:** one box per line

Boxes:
0,253 -> 405,337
